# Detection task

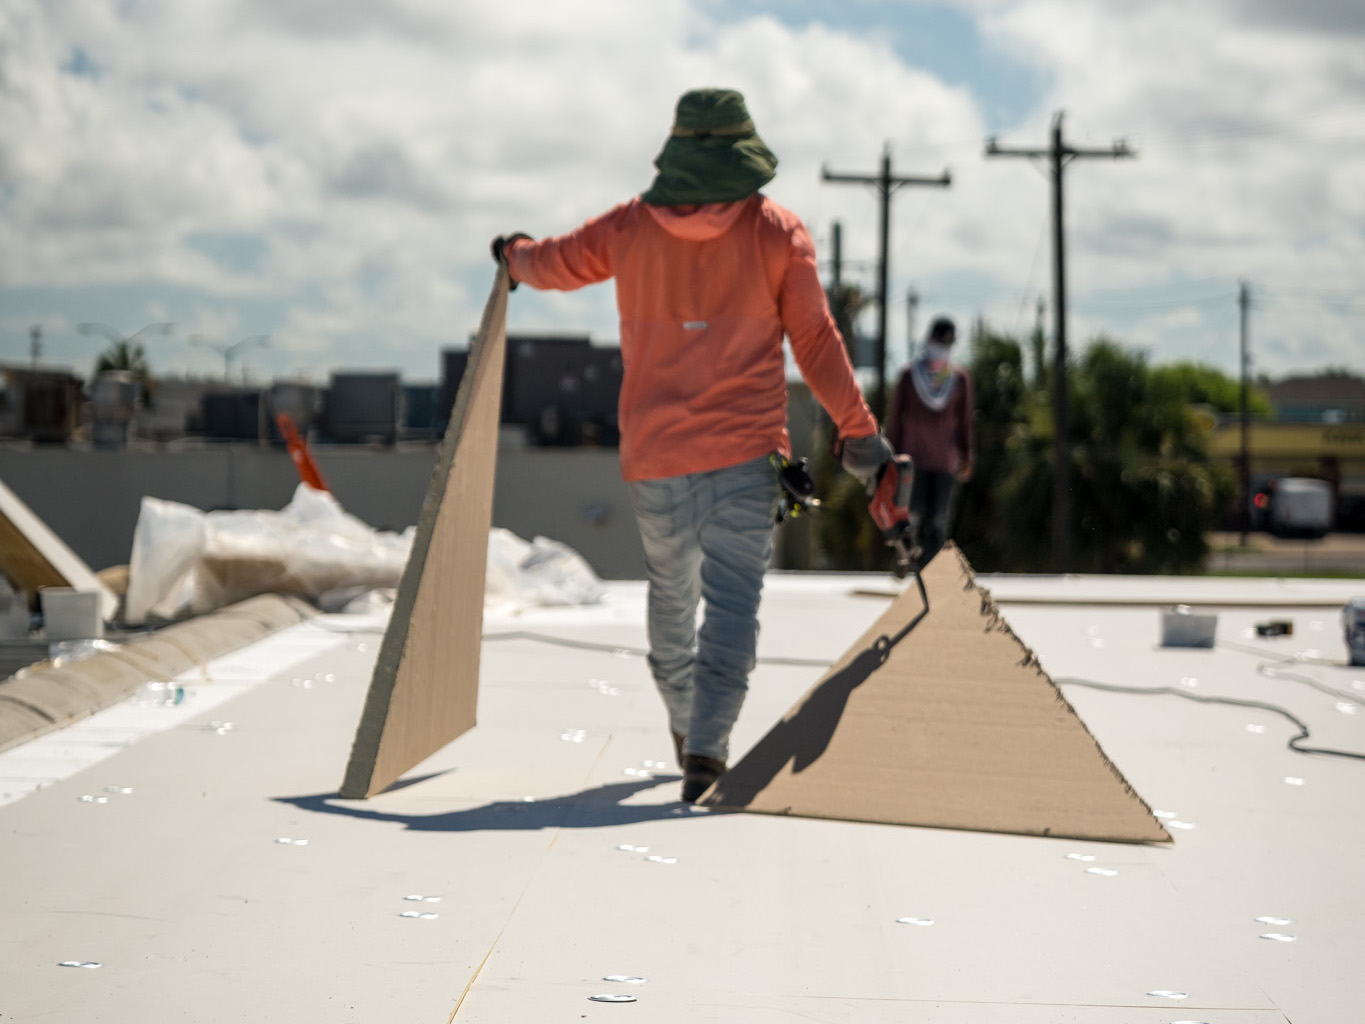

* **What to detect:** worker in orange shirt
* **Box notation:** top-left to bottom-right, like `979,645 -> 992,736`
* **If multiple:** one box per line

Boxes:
494,89 -> 891,802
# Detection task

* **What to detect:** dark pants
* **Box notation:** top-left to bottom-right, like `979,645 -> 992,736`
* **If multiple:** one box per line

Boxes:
910,469 -> 958,565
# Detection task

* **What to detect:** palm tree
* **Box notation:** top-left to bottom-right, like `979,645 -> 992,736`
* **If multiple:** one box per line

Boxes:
953,333 -> 1234,574
80,322 -> 170,406
94,339 -> 151,379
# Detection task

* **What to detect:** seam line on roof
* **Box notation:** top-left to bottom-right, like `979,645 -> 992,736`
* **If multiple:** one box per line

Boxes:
447,737 -> 609,1021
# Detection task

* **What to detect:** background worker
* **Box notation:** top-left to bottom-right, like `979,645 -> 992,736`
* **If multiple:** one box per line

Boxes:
887,316 -> 975,564
493,88 -> 891,802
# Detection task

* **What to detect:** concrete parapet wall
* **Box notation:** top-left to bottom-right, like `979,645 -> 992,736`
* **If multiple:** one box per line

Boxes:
0,443 -> 644,580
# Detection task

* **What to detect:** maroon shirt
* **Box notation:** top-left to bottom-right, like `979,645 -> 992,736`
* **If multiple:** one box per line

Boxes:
887,364 -> 975,475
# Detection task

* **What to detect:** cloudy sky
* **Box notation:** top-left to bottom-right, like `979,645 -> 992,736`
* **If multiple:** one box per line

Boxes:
2,0 -> 1362,387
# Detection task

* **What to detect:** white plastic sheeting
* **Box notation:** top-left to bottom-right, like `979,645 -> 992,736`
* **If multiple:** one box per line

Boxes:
124,485 -> 603,624
484,528 -> 605,611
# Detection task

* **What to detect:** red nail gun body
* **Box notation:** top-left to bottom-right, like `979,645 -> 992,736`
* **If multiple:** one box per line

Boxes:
869,454 -> 919,579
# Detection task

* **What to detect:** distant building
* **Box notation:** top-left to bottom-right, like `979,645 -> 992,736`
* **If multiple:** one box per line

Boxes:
1267,373 -> 1365,423
1201,372 -> 1365,530
320,372 -> 402,445
0,365 -> 84,443
442,335 -> 623,447
140,376 -> 213,440
1208,420 -> 1365,530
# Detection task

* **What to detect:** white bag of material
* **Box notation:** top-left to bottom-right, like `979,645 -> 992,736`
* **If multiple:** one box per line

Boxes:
516,535 -> 606,606
124,497 -> 209,624
126,486 -> 603,624
485,528 -> 605,609
125,484 -> 413,624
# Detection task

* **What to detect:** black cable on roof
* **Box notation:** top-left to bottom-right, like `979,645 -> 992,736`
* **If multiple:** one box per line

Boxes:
1056,677 -> 1365,762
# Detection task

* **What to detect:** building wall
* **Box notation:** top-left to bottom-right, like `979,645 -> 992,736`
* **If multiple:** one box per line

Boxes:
0,440 -> 646,580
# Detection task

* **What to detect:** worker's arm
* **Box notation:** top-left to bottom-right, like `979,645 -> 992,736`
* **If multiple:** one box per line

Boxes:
500,204 -> 628,292
779,222 -> 879,441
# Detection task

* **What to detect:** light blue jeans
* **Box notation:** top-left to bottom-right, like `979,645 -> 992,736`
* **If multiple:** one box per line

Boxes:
628,454 -> 779,762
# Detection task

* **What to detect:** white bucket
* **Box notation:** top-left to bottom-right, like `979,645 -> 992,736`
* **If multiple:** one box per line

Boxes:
40,588 -> 103,640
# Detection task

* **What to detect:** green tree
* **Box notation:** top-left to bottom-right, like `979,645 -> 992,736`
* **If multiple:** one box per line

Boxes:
953,335 -> 1233,574
953,330 -> 1030,570
1065,340 -> 1232,572
1149,361 -> 1273,417
95,340 -> 153,405
95,340 -> 150,377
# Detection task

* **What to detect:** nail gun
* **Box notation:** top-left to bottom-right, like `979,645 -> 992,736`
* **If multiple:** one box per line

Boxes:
869,453 -> 920,579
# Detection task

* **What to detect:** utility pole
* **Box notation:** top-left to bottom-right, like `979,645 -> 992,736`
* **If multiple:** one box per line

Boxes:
985,111 -> 1134,573
823,145 -> 950,420
906,288 -> 920,354
1239,280 -> 1251,547
831,221 -> 843,287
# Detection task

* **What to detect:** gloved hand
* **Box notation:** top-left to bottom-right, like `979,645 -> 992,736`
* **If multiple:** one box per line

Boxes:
490,233 -> 531,289
840,432 -> 895,492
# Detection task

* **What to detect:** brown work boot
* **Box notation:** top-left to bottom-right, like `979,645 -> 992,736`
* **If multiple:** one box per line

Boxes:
671,731 -> 685,769
681,754 -> 726,803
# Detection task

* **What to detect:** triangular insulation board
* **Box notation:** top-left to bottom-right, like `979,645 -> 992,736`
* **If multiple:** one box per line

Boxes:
0,476 -> 118,621
701,543 -> 1171,843
339,269 -> 509,799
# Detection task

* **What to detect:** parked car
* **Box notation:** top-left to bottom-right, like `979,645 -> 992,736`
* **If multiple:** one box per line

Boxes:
1252,477 -> 1333,538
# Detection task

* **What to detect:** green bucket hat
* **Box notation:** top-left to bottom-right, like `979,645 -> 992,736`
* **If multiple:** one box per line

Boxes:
641,88 -> 778,206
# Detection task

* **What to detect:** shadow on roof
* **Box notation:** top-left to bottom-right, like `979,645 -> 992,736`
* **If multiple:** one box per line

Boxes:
273,775 -> 708,832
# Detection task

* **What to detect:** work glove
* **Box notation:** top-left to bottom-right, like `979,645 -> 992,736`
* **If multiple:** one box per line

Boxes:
839,432 -> 895,493
490,233 -> 531,289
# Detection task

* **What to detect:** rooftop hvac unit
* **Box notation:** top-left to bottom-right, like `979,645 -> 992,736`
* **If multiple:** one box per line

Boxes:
24,373 -> 83,444
200,389 -> 265,441
323,372 -> 401,444
89,371 -> 137,449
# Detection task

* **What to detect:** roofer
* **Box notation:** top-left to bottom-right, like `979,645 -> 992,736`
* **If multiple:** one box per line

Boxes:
493,88 -> 893,802
887,316 -> 974,565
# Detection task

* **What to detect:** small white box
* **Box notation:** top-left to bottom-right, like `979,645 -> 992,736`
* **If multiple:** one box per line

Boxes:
1344,598 -> 1365,667
40,588 -> 103,641
1160,605 -> 1217,648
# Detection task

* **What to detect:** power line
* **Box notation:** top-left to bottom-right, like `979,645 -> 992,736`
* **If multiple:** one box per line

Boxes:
1260,285 -> 1365,299
1014,210 -> 1050,333
1073,291 -> 1236,312
1119,108 -> 1365,151
1073,276 -> 1234,295
1255,290 -> 1365,314
1058,677 -> 1365,762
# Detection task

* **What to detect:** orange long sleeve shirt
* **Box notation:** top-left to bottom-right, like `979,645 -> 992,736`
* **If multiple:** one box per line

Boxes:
504,195 -> 878,481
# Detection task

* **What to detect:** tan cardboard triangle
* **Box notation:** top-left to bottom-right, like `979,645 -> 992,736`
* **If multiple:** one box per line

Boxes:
339,269 -> 509,799
0,475 -> 118,621
701,543 -> 1171,843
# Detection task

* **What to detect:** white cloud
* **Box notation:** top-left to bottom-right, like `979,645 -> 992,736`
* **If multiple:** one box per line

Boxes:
1,0 -> 1362,382
954,0 -> 1365,372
